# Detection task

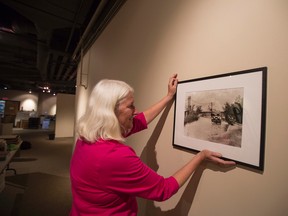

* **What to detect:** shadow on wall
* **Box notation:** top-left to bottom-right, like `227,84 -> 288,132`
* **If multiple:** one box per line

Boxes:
139,100 -> 204,215
139,99 -> 236,215
142,169 -> 204,216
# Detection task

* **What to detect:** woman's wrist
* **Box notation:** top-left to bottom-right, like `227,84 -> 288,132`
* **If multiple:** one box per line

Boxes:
166,93 -> 175,101
198,150 -> 208,161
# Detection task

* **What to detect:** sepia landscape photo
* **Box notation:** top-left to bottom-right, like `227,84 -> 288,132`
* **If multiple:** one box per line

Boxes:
184,87 -> 244,148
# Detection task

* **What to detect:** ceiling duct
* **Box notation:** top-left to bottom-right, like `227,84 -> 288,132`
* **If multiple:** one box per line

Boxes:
73,0 -> 127,62
0,0 -> 127,94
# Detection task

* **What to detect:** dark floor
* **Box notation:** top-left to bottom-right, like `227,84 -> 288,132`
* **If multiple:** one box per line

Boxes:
0,129 -> 74,216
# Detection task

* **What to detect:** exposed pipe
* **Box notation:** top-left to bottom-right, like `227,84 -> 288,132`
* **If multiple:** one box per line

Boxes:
55,0 -> 85,81
79,47 -> 88,89
82,0 -> 126,54
65,0 -> 85,52
9,0 -> 78,24
72,0 -> 110,61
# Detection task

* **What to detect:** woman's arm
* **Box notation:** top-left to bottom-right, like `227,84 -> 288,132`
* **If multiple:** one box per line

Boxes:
143,74 -> 178,124
173,150 -> 236,187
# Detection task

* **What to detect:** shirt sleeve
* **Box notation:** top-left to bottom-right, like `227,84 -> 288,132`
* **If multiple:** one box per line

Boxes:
99,145 -> 179,201
124,112 -> 148,137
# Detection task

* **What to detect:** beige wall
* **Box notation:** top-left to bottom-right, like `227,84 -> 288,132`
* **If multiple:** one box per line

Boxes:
0,90 -> 38,112
38,93 -> 57,116
0,89 -> 57,116
75,0 -> 288,215
55,93 -> 75,138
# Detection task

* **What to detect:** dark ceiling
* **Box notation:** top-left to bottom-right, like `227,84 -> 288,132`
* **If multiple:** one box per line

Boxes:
0,0 -> 126,95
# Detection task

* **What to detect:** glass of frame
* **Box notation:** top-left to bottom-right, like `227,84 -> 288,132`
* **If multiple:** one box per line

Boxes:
173,67 -> 267,170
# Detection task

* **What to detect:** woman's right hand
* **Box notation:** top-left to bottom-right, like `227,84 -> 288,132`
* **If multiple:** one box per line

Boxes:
173,149 -> 236,187
199,150 -> 236,167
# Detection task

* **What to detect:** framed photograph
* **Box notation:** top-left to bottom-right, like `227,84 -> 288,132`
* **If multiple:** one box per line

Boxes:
173,67 -> 267,170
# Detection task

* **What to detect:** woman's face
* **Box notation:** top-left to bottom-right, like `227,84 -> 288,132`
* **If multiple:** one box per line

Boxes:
116,92 -> 136,134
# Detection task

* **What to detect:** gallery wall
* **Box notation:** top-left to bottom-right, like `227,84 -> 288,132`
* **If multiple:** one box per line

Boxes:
0,90 -> 75,138
0,89 -> 57,116
75,0 -> 288,215
55,93 -> 75,138
37,93 -> 57,116
0,90 -> 39,112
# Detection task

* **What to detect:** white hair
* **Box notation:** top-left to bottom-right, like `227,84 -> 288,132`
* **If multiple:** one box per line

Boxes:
76,79 -> 134,142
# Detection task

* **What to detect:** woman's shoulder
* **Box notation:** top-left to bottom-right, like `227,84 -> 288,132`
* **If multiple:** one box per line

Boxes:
108,140 -> 136,156
97,140 -> 141,172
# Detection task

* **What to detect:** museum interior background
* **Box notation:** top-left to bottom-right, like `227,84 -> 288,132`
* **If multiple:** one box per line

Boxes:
0,90 -> 75,138
75,1 -> 288,216
0,1 -> 287,216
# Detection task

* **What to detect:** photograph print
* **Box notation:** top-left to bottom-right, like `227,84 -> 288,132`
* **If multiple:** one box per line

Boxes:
184,87 -> 243,148
173,67 -> 267,170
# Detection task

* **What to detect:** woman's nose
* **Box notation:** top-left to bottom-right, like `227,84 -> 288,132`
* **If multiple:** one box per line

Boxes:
133,109 -> 138,115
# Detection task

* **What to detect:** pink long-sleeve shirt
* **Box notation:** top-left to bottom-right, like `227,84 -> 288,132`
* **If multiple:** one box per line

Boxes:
70,113 -> 179,215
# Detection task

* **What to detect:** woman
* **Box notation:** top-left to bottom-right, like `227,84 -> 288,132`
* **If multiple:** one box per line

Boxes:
70,74 -> 235,215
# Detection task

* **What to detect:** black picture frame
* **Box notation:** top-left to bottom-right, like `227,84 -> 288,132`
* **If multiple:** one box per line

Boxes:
173,67 -> 267,171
